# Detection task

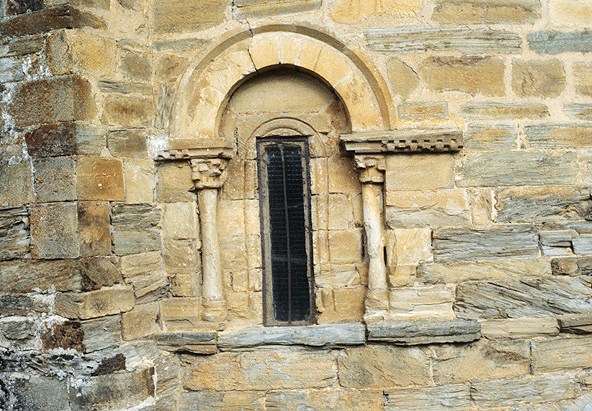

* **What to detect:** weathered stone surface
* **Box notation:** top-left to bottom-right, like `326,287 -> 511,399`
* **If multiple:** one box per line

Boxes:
180,391 -> 265,411
433,339 -> 530,383
460,151 -> 577,187
461,102 -> 549,119
123,158 -> 154,204
42,320 -> 84,351
385,384 -> 472,411
266,388 -> 384,411
525,123 -> 592,148
367,320 -> 480,345
56,285 -> 135,319
121,251 -> 167,302
557,312 -> 592,334
528,30 -> 592,54
218,322 -> 365,349
153,0 -> 225,33
78,202 -> 110,257
31,202 -> 79,259
102,94 -> 154,127
565,103 -> 592,120
76,157 -> 124,201
160,297 -> 202,332
0,206 -> 29,261
0,34 -> 44,57
0,5 -> 105,36
471,373 -> 580,407
47,30 -> 116,76
24,122 -> 106,158
153,332 -> 217,354
386,190 -> 470,228
573,235 -> 592,255
398,101 -> 448,120
540,229 -> 578,247
233,0 -> 321,17
366,28 -> 521,54
433,0 -> 541,23
81,315 -> 120,352
156,162 -> 195,202
331,0 -> 421,23
338,345 -> 430,388
385,154 -> 454,191
0,58 -> 24,83
112,204 -> 162,255
0,259 -> 82,293
387,57 -> 418,100
120,52 -> 152,81
184,348 -> 337,390
80,256 -> 121,291
480,317 -> 559,338
98,80 -> 152,95
122,302 -> 161,340
69,368 -> 155,410
496,186 -> 591,223
328,229 -> 363,264
34,156 -> 76,202
108,129 -> 148,158
8,75 -> 96,127
0,160 -> 34,208
0,317 -> 35,341
6,0 -> 43,16
386,228 -> 432,266
455,277 -> 592,319
433,225 -> 538,262
10,376 -> 70,411
552,257 -> 592,276
574,62 -> 592,96
513,59 -> 565,97
317,286 -> 365,324
464,124 -> 517,151
418,258 -> 550,284
0,293 -> 52,314
389,285 -> 454,318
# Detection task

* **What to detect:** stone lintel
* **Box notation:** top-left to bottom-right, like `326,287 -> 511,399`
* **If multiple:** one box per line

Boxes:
367,319 -> 480,345
341,128 -> 463,154
217,322 -> 366,350
152,331 -> 218,354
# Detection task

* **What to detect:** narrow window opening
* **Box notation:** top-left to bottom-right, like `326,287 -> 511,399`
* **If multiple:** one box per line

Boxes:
257,138 -> 314,325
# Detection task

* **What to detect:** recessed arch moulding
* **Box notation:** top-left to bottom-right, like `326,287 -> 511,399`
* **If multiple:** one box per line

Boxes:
168,24 -> 395,150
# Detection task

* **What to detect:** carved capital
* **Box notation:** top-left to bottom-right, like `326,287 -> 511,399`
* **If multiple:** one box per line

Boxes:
191,158 -> 229,189
354,155 -> 385,184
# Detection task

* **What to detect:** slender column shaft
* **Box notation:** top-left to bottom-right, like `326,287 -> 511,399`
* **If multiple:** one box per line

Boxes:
362,183 -> 387,293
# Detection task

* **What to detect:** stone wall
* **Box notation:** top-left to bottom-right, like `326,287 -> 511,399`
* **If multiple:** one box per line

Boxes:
1,0 -> 592,409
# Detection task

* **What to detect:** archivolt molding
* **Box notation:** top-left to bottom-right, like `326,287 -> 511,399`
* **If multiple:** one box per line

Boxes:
169,24 -> 394,150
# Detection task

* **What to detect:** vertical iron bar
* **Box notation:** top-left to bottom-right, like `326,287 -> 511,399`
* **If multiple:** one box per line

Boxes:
279,145 -> 293,324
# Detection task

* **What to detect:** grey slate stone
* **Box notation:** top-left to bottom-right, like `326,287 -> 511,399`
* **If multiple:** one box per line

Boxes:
81,315 -> 121,352
366,320 -> 480,345
433,225 -> 539,262
0,293 -> 51,314
218,322 -> 366,349
366,27 -> 522,54
464,124 -> 517,151
460,102 -> 548,119
152,332 -> 217,354
551,257 -> 592,276
455,277 -> 592,319
98,80 -> 152,95
540,230 -> 578,247
558,311 -> 592,333
573,235 -> 592,255
0,259 -> 82,293
0,206 -> 29,261
525,123 -> 592,148
111,204 -> 161,255
385,384 -> 472,411
11,375 -> 70,411
531,336 -> 592,372
233,0 -> 321,18
564,103 -> 592,120
528,30 -> 592,54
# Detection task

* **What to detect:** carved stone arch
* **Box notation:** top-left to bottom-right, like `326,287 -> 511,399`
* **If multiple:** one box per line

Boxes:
168,24 -> 395,150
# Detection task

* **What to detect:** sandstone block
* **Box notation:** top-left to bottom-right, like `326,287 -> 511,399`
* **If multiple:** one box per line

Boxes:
432,339 -> 530,383
564,103 -> 592,120
112,204 -> 162,255
459,151 -> 577,187
398,101 -> 448,120
164,239 -> 199,277
266,389 -> 384,411
367,27 -> 521,55
385,190 -> 470,228
24,122 -> 106,158
385,154 -> 454,191
551,0 -> 592,27
464,123 -> 517,151
124,158 -> 154,204
327,157 -> 361,194
367,319 -> 480,345
81,315 -> 120,352
528,30 -> 592,54
108,129 -> 148,158
218,322 -> 365,349
180,391 -> 265,411
387,57 -> 418,100
389,285 -> 454,318
0,5 -> 105,36
0,259 -> 82,292
0,160 -> 34,207
461,102 -> 549,119
160,297 -> 201,332
471,373 -> 579,407
388,228 -> 432,265
433,225 -> 539,262
77,202 -> 110,257
8,75 -> 95,127
76,157 -> 124,201
433,0 -> 541,24
512,59 -> 565,97
153,0 -> 225,33
69,368 -> 154,410
328,230 -> 363,264
233,0 -> 321,18
331,0 -> 421,23
551,256 -> 592,276
31,202 -> 79,259
33,156 -> 76,202
80,256 -> 122,291
317,286 -> 365,323
102,94 -> 154,127
525,123 -> 592,149
56,285 -> 134,319
455,277 -> 592,319
574,61 -> 592,96
338,345 -> 430,388
162,202 -> 198,240
122,302 -> 160,340
120,51 -> 151,81
480,317 -> 559,338
153,331 -> 217,354
46,30 -> 116,76
121,251 -> 167,303
183,347 -> 336,390
384,384 -> 472,411
495,186 -> 590,223
0,206 -> 29,261
156,162 -> 195,202
417,258 -> 550,284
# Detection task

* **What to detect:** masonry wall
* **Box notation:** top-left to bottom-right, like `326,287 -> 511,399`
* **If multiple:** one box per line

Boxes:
1,0 -> 592,410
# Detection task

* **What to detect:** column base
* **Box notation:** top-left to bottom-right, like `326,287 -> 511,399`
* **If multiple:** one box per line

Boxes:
364,289 -> 389,322
202,298 -> 227,322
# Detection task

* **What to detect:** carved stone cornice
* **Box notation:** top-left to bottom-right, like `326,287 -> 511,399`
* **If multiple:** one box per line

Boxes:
191,158 -> 230,190
341,128 -> 463,154
354,155 -> 385,184
156,146 -> 234,161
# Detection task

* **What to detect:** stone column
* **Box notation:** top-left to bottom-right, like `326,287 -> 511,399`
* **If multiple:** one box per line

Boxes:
191,157 -> 229,322
354,155 -> 388,320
